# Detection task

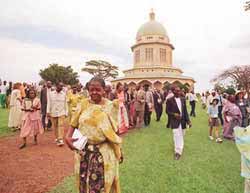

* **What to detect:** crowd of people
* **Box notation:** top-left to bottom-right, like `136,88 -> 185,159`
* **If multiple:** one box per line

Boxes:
2,78 -> 250,192
200,90 -> 250,192
0,80 -> 89,147
199,90 -> 250,142
5,79 -> 248,154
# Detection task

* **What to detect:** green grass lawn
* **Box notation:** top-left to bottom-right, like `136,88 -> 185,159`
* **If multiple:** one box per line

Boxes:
0,108 -> 13,137
0,105 -> 243,192
50,103 -> 244,193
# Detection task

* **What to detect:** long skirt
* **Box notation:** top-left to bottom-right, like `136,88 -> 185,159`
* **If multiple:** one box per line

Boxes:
118,106 -> 128,135
8,105 -> 22,128
79,145 -> 105,193
242,117 -> 249,128
20,118 -> 44,138
129,103 -> 135,127
223,119 -> 241,140
0,94 -> 6,108
245,179 -> 250,193
76,143 -> 121,193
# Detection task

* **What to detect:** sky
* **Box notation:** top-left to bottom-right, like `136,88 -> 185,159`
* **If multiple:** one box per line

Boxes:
0,0 -> 249,91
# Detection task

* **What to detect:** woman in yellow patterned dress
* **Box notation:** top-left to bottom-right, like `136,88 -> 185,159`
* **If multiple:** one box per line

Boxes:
65,77 -> 123,193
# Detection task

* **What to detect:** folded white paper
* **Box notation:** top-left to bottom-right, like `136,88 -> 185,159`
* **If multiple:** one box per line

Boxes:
72,129 -> 88,150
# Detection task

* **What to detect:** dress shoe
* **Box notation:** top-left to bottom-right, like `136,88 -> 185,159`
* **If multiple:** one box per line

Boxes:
57,139 -> 64,146
174,153 -> 181,160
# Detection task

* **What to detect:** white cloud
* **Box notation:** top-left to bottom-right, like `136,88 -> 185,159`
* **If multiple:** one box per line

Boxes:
0,38 -> 126,84
0,0 -> 250,92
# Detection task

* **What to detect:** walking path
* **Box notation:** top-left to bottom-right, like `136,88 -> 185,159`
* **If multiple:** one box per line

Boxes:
0,131 -> 74,193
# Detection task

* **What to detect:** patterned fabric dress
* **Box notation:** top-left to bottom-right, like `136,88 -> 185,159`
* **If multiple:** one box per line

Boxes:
234,126 -> 250,193
236,99 -> 249,127
20,98 -> 44,138
222,101 -> 242,140
71,98 -> 122,193
117,91 -> 129,135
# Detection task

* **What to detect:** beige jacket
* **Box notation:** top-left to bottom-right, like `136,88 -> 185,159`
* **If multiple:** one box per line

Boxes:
134,89 -> 145,111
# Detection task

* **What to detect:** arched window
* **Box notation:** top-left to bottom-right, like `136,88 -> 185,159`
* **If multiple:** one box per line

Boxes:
128,82 -> 136,89
138,80 -> 152,87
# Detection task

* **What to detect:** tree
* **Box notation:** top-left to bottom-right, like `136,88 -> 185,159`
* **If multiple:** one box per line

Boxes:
211,65 -> 250,96
214,83 -> 225,92
163,82 -> 171,91
224,86 -> 236,95
213,83 -> 236,95
245,1 -> 250,11
39,64 -> 79,85
163,81 -> 190,92
180,84 -> 190,93
82,60 -> 119,80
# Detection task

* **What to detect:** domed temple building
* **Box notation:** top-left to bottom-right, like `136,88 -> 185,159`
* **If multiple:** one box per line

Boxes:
111,10 -> 195,89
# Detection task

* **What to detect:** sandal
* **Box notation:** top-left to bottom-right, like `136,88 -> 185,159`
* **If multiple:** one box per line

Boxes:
19,143 -> 26,149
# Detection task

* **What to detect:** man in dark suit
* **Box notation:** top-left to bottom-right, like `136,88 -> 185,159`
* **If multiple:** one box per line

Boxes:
166,85 -> 191,160
40,81 -> 52,131
153,88 -> 164,121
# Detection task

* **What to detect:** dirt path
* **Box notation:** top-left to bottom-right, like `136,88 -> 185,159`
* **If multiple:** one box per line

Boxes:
0,130 -> 74,193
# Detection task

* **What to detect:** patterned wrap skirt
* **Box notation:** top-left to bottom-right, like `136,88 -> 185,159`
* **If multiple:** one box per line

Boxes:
79,144 -> 105,193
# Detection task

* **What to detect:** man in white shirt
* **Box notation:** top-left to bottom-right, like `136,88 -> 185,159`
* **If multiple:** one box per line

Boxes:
166,85 -> 191,160
0,80 -> 7,108
187,90 -> 197,117
47,82 -> 68,146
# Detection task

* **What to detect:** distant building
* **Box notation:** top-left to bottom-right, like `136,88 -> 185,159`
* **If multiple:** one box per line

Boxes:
112,10 -> 195,89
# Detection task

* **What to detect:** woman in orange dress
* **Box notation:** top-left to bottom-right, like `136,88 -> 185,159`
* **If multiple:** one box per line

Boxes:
19,89 -> 44,149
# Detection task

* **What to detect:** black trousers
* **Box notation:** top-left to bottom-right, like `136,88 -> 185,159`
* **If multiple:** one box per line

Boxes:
218,105 -> 224,125
190,101 -> 196,117
166,114 -> 170,128
42,114 -> 52,129
155,105 -> 163,121
144,104 -> 152,126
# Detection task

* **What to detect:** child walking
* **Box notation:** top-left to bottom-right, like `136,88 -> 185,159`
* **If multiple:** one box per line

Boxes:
208,98 -> 223,143
19,89 -> 44,149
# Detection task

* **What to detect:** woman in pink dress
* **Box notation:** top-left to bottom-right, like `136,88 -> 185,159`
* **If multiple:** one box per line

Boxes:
19,89 -> 44,149
222,95 -> 242,140
116,83 -> 129,135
